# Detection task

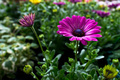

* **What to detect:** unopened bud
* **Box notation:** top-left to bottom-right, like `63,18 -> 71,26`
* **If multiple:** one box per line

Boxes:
69,58 -> 74,63
112,59 -> 119,67
42,64 -> 47,70
23,65 -> 32,74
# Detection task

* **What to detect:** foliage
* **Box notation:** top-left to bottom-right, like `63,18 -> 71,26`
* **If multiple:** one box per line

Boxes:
0,17 -> 38,79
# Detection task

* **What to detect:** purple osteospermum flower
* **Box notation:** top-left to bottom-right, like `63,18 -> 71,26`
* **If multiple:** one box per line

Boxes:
53,2 -> 66,6
108,3 -> 120,8
94,10 -> 110,18
57,15 -> 102,45
19,13 -> 35,27
69,0 -> 82,3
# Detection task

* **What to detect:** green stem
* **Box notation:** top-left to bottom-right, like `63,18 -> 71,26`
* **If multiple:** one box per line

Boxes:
84,60 -> 93,70
31,72 -> 39,80
74,41 -> 79,72
31,26 -> 48,67
31,26 -> 44,54
75,41 -> 78,64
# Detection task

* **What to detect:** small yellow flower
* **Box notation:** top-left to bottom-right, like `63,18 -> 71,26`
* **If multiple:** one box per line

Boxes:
52,9 -> 57,13
42,10 -> 46,13
29,0 -> 41,4
103,65 -> 118,79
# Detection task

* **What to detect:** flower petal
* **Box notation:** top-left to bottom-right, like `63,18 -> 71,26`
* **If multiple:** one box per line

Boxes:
85,29 -> 101,35
86,34 -> 102,37
80,39 -> 87,45
76,37 -> 82,41
79,16 -> 86,29
94,26 -> 101,29
84,21 -> 98,32
59,21 -> 72,32
63,33 -> 73,37
69,36 -> 77,41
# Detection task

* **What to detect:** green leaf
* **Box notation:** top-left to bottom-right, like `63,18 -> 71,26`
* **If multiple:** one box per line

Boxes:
7,49 -> 14,54
7,37 -> 17,43
86,64 -> 98,72
0,39 -> 6,43
95,56 -> 104,60
1,35 -> 10,39
25,36 -> 34,40
0,51 -> 6,57
2,60 -> 15,72
30,43 -> 38,49
62,62 -> 71,72
79,49 -> 86,63
35,66 -> 42,76
76,71 -> 86,80
50,50 -> 55,60
48,41 -> 52,47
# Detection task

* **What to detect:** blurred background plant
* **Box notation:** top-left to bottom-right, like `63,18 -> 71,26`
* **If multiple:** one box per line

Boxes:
0,16 -> 38,79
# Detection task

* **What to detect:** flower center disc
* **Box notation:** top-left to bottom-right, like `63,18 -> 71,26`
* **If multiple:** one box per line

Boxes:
73,29 -> 84,37
106,69 -> 113,75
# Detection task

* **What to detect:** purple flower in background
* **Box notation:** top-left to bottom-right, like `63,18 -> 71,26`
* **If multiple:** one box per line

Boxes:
19,13 -> 35,27
53,2 -> 66,6
93,10 -> 110,18
69,0 -> 82,3
57,15 -> 102,45
108,3 -> 120,8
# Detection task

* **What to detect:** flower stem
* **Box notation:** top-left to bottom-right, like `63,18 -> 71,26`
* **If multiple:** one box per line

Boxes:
74,41 -> 79,72
84,60 -> 93,70
31,72 -> 39,80
31,26 -> 45,57
75,41 -> 78,64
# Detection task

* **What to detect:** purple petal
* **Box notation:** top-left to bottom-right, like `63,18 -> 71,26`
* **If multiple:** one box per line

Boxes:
79,16 -> 86,29
94,26 -> 101,29
72,15 -> 80,29
81,39 -> 87,45
59,20 -> 73,32
57,25 -> 72,33
76,37 -> 82,41
69,36 -> 77,41
63,33 -> 73,37
82,36 -> 98,41
84,21 -> 98,32
85,29 -> 101,35
86,34 -> 102,37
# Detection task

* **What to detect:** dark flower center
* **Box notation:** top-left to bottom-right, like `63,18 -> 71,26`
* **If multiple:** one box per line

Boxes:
106,69 -> 113,75
73,29 -> 84,37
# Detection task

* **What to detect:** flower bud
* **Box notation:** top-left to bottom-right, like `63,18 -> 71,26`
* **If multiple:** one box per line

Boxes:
39,34 -> 44,39
41,64 -> 47,70
68,58 -> 74,63
45,50 -> 50,54
23,65 -> 32,74
112,59 -> 119,67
